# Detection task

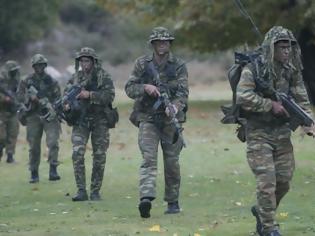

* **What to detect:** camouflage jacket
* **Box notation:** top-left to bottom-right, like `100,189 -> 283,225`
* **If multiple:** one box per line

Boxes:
17,72 -> 61,114
237,60 -> 312,126
0,68 -> 20,112
65,67 -> 115,117
125,53 -> 189,123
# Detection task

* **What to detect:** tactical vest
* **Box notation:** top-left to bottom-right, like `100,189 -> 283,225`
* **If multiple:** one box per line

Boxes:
130,60 -> 187,126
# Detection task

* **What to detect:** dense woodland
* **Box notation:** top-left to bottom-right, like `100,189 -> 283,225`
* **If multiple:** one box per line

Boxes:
1,0 -> 315,102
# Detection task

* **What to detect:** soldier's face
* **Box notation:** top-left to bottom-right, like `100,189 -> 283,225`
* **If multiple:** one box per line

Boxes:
33,64 -> 46,75
9,69 -> 19,78
152,40 -> 171,56
274,40 -> 291,64
80,57 -> 94,73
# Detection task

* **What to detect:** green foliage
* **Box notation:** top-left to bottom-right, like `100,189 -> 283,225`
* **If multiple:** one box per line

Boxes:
97,0 -> 315,52
0,0 -> 61,53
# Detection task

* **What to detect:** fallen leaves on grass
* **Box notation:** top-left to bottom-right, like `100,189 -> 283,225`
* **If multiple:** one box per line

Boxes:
278,212 -> 288,219
116,142 -> 126,150
189,192 -> 199,197
149,224 -> 161,232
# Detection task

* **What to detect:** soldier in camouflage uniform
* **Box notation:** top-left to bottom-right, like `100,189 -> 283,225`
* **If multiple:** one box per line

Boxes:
0,61 -> 21,163
237,26 -> 315,236
125,27 -> 189,218
65,47 -> 115,201
17,54 -> 61,183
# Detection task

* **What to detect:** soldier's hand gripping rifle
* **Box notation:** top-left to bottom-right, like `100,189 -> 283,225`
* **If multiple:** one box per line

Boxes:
53,84 -> 89,127
53,85 -> 83,125
0,85 -> 20,113
276,92 -> 314,132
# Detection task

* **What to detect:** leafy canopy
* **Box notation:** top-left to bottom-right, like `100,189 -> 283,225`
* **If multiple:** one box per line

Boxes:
97,0 -> 315,52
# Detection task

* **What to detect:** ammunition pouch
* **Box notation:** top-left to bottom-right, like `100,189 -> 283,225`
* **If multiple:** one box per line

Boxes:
129,110 -> 140,127
105,104 -> 119,128
236,124 -> 246,142
17,106 -> 28,126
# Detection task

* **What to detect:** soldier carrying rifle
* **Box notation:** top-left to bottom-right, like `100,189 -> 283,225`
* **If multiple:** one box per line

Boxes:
125,27 -> 189,218
17,54 -> 61,183
236,26 -> 315,236
0,60 -> 21,163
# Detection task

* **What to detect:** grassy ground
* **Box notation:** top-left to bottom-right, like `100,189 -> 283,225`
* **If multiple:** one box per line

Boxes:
0,100 -> 315,236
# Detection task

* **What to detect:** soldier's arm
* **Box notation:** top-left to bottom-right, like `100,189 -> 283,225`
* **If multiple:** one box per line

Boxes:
236,67 -> 272,113
125,58 -> 146,99
50,80 -> 62,103
289,69 -> 313,115
172,62 -> 189,111
0,76 -> 7,102
16,79 -> 28,103
89,70 -> 115,106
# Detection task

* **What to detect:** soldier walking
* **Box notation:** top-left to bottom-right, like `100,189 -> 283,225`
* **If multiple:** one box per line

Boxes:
237,26 -> 315,236
17,54 -> 61,183
65,47 -> 115,201
125,27 -> 189,218
0,61 -> 21,163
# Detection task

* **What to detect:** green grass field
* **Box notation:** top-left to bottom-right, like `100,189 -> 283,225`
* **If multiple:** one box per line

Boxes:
0,101 -> 315,236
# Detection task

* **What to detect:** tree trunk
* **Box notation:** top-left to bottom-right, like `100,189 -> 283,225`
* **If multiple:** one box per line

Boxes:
298,28 -> 315,105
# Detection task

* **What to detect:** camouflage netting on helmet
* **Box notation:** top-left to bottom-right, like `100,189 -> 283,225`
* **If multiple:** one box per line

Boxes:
4,60 -> 20,72
262,26 -> 303,72
75,47 -> 100,71
31,54 -> 48,67
148,26 -> 175,43
75,47 -> 98,60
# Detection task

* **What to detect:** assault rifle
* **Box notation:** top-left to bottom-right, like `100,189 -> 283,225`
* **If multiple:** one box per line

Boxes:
53,85 -> 88,126
0,85 -> 20,113
148,62 -> 183,144
277,93 -> 314,131
27,85 -> 57,122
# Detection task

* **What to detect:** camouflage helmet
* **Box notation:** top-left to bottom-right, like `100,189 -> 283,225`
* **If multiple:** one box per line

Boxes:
149,26 -> 175,43
75,47 -> 98,60
31,54 -> 48,67
4,60 -> 20,71
263,26 -> 296,45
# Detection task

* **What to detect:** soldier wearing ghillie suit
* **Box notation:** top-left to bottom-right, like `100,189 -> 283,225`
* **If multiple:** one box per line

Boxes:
125,27 -> 189,218
0,61 -> 21,163
237,26 -> 315,236
65,47 -> 115,201
17,54 -> 61,183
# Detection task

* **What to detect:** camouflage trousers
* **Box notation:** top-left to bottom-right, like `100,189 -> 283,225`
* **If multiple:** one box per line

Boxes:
0,112 -> 19,155
138,121 -> 184,202
71,118 -> 109,194
246,124 -> 294,234
26,114 -> 60,171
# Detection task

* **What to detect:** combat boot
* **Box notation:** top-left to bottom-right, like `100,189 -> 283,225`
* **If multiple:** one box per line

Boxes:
164,201 -> 180,214
251,206 -> 263,236
265,230 -> 282,236
6,153 -> 14,163
138,199 -> 152,218
72,189 -> 88,201
29,170 -> 39,183
49,165 -> 61,181
90,191 -> 101,201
